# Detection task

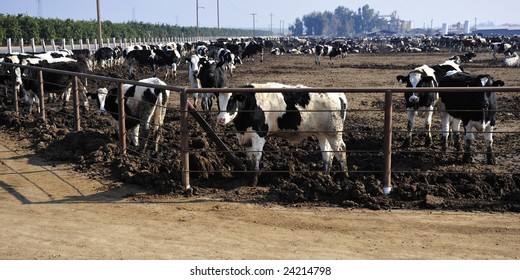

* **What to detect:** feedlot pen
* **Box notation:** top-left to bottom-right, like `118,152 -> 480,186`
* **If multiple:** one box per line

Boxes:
1,51 -> 520,211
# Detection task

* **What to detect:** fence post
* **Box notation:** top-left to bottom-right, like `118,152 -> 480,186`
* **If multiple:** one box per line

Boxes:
51,39 -> 56,51
7,38 -> 12,53
41,39 -> 47,52
31,38 -> 36,53
38,70 -> 46,123
19,38 -> 24,53
383,90 -> 393,195
117,82 -> 127,156
61,38 -> 66,50
180,89 -> 191,189
72,76 -> 81,132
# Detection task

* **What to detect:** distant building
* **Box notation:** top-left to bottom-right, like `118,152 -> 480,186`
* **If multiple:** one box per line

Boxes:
474,25 -> 520,36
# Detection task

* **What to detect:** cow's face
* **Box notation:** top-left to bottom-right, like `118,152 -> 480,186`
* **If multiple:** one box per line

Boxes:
188,55 -> 201,78
216,92 -> 238,125
397,72 -> 435,104
92,87 -> 108,114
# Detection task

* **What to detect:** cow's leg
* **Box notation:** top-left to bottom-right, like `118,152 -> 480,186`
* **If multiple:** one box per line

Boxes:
439,103 -> 450,151
462,123 -> 475,163
324,134 -> 349,177
451,118 -> 462,151
423,105 -> 434,148
484,124 -> 495,165
130,124 -> 140,147
243,132 -> 266,186
192,93 -> 199,109
402,107 -> 416,148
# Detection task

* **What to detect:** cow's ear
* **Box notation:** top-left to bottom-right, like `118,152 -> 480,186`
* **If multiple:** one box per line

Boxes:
396,75 -> 407,83
493,80 -> 505,87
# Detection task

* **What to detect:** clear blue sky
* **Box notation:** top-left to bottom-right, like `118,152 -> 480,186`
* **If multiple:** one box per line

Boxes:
4,0 -> 519,30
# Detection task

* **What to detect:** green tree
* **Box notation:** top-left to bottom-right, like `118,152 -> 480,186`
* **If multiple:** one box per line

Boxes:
288,18 -> 304,36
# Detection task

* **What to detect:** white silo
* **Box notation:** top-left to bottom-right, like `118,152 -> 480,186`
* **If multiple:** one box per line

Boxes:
442,23 -> 448,35
464,20 -> 470,33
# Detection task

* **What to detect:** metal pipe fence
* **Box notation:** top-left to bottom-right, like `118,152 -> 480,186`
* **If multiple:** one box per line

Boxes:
1,61 -> 520,194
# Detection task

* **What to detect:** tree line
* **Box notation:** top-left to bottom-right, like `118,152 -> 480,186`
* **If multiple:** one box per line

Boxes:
289,5 -> 387,36
0,13 -> 271,45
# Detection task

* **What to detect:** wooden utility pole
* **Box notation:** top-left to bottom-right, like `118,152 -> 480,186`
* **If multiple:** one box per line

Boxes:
97,0 -> 103,47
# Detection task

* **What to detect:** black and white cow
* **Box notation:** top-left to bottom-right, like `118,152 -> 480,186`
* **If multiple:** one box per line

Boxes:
216,48 -> 237,77
126,48 -> 181,80
196,57 -> 229,117
90,77 -> 170,152
490,42 -> 512,60
215,82 -> 348,186
240,41 -> 263,62
21,59 -> 89,114
437,72 -> 504,164
314,44 -> 342,65
396,60 -> 463,148
94,47 -> 114,68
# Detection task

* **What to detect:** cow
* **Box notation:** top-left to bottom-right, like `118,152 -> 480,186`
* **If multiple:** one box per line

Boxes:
449,51 -> 477,64
21,59 -> 90,114
187,54 -> 206,112
93,47 -> 114,69
490,42 -> 512,60
89,77 -> 170,152
215,82 -> 348,186
396,60 -> 463,148
196,58 -> 228,117
314,44 -> 342,65
437,72 -> 504,164
241,41 -> 263,62
125,48 -> 180,80
503,52 -> 520,67
216,48 -> 237,77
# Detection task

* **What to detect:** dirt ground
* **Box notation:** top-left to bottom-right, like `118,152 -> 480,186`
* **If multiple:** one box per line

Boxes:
1,49 -> 520,259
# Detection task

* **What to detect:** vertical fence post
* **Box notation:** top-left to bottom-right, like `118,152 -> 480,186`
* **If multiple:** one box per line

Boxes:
72,76 -> 81,132
117,82 -> 127,156
41,39 -> 47,52
19,38 -> 24,53
383,90 -> 393,195
7,38 -> 12,53
38,70 -> 46,123
180,89 -> 191,189
31,38 -> 36,53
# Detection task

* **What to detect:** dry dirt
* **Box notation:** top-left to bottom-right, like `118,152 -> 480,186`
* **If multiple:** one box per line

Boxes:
1,49 -> 520,259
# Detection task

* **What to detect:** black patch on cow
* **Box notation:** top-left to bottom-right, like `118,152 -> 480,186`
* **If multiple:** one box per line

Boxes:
277,91 -> 310,131
142,88 -> 158,105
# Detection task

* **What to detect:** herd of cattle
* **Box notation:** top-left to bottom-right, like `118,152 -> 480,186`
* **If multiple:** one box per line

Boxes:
0,34 -> 516,184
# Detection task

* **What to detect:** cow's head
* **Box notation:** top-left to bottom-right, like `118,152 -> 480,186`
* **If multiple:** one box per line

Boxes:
88,87 -> 109,114
216,89 -> 250,126
396,71 -> 435,104
187,54 -> 202,79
